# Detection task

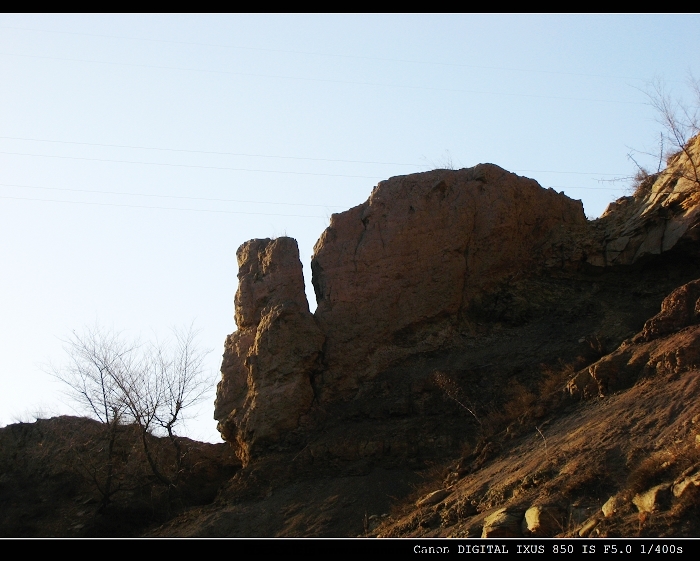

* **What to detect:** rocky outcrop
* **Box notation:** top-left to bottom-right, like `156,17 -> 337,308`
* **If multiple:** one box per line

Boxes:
522,505 -> 565,537
217,137 -> 700,464
633,484 -> 672,514
0,417 -> 240,537
311,164 -> 586,399
568,278 -> 700,399
481,508 -> 524,537
638,279 -> 700,342
170,136 -> 700,537
214,238 -> 324,464
578,136 -> 700,268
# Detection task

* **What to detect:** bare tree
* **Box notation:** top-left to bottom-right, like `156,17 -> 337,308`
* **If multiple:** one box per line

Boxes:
616,77 -> 700,199
154,325 -> 211,481
50,323 -> 213,504
109,324 -> 212,486
645,76 -> 700,186
51,325 -> 138,511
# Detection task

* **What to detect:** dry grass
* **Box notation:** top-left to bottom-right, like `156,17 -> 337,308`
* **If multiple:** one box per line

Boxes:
631,170 -> 659,200
386,461 -> 449,518
666,149 -> 683,166
480,362 -> 576,441
623,439 -> 700,504
435,362 -> 578,477
625,451 -> 673,497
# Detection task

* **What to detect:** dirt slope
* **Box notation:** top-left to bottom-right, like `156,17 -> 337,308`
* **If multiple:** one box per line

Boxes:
375,280 -> 700,538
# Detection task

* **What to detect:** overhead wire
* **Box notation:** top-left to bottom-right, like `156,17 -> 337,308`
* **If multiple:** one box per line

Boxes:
0,26 -> 649,184
0,185 -> 629,217
0,135 -> 424,168
0,51 -> 646,106
0,25 -> 643,195
0,177 -> 629,221
0,195 -> 329,218
0,144 -> 627,177
0,150 -> 386,179
0,182 -> 346,208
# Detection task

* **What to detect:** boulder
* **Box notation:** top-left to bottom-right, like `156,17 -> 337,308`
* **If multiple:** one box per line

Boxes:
522,504 -> 565,537
416,489 -> 450,508
638,280 -> 700,342
601,495 -> 620,518
481,507 -> 524,537
578,516 -> 601,537
672,471 -> 700,499
633,484 -> 671,513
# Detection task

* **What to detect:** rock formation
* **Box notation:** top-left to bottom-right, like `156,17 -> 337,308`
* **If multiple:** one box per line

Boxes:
216,137 -> 700,468
638,279 -> 700,342
567,277 -> 700,399
575,137 -> 700,268
311,164 -> 586,399
216,164 -> 590,461
8,138 -> 700,538
214,237 -> 323,463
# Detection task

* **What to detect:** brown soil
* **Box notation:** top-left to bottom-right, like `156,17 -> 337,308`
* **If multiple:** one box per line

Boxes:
374,368 -> 700,538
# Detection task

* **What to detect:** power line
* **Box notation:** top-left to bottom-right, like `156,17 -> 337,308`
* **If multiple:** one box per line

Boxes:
0,179 -> 628,218
0,51 -> 646,106
515,169 -> 624,177
0,150 -> 385,179
0,182 -> 636,218
545,185 -> 625,191
0,189 -> 628,218
0,195 -> 329,218
0,182 -> 346,208
0,135 -> 423,168
0,181 -> 628,203
0,150 -> 630,178
0,137 -> 629,177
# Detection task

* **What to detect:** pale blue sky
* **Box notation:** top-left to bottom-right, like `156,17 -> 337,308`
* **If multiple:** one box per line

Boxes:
1,14 -> 698,441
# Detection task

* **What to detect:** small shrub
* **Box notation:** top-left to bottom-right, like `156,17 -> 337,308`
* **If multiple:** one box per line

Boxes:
538,362 -> 576,407
432,371 -> 481,426
631,170 -> 659,200
666,149 -> 683,166
624,438 -> 700,502
624,452 -> 671,497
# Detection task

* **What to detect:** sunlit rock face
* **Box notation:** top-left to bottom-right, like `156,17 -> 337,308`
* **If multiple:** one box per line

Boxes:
581,136 -> 700,268
214,237 -> 323,465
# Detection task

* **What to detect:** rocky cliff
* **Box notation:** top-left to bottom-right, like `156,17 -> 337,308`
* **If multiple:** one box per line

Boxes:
311,165 -> 586,400
216,139 -> 700,472
580,138 -> 700,268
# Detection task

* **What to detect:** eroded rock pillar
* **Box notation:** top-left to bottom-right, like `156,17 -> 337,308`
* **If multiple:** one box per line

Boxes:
214,237 -> 324,464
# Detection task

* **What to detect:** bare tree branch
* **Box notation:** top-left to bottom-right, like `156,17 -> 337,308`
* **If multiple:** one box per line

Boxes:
645,77 -> 700,186
48,322 -> 214,496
